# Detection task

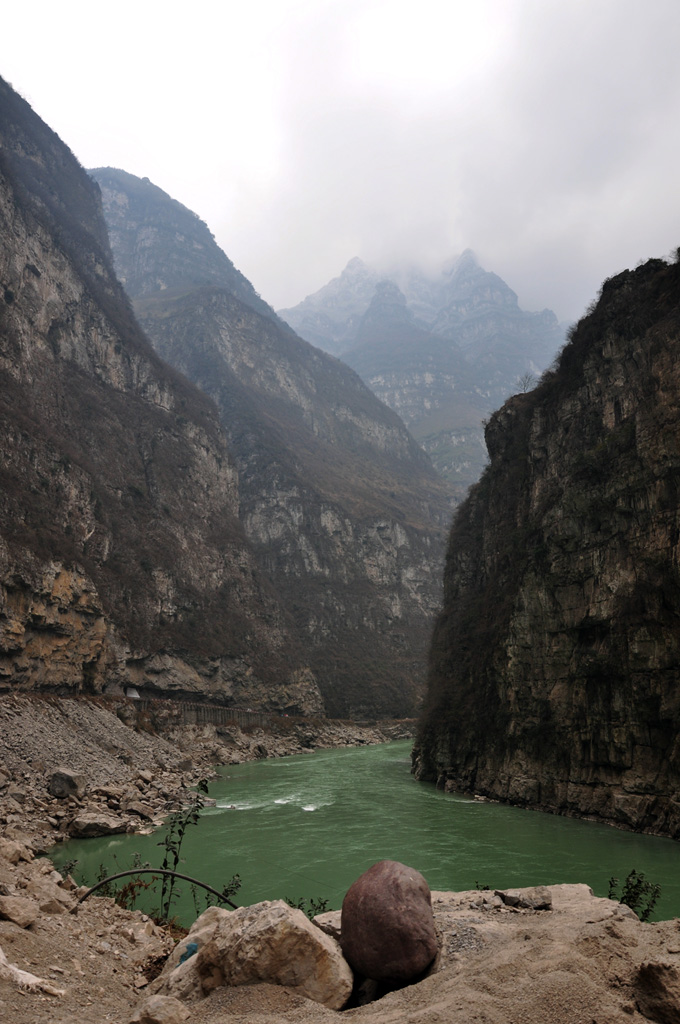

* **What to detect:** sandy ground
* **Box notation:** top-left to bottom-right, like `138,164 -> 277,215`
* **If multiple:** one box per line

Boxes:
1,864 -> 680,1024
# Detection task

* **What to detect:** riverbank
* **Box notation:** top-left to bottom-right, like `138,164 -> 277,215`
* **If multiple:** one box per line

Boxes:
2,695 -> 680,1023
0,694 -> 414,849
1,834 -> 680,1024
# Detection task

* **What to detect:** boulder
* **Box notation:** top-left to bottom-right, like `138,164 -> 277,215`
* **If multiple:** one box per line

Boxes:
129,994 -> 190,1023
125,800 -> 157,820
67,812 -> 127,837
158,900 -> 353,1009
25,876 -> 74,910
162,905 -> 231,975
0,894 -> 39,928
341,860 -> 438,984
313,909 -> 342,942
496,886 -> 553,910
48,768 -> 86,799
0,837 -> 34,864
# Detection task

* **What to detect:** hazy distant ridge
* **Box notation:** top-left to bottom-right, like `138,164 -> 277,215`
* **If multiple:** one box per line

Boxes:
279,252 -> 565,492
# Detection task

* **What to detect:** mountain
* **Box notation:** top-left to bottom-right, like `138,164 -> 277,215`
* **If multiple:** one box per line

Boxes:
279,257 -> 382,356
279,253 -> 565,494
0,76 -> 319,712
413,252 -> 680,838
91,168 -> 454,718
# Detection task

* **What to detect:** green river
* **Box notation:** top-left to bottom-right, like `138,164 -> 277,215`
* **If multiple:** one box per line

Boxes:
52,740 -> 680,923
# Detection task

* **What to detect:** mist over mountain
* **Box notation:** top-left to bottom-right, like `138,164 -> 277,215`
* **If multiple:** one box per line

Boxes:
91,168 -> 453,718
280,253 -> 565,494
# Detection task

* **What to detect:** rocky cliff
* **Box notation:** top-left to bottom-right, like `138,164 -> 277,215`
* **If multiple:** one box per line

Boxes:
91,169 -> 453,717
0,76 -> 318,711
413,253 -> 680,837
280,253 -> 565,493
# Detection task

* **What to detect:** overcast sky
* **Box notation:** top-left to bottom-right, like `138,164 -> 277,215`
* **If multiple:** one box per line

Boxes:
4,0 -> 680,322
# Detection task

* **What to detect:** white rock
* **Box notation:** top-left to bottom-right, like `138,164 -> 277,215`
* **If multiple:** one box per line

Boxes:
159,900 -> 353,1009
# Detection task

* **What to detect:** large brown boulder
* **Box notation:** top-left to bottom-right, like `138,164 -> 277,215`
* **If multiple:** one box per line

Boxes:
341,860 -> 438,984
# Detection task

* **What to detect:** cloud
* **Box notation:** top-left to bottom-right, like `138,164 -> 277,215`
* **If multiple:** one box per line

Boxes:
3,0 -> 680,321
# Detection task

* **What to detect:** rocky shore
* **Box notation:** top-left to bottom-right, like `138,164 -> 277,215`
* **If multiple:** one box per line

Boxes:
1,695 -> 680,1024
0,694 -> 412,848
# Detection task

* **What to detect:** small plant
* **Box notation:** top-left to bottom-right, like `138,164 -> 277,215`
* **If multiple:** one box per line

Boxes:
94,862 -> 121,899
285,896 -> 329,920
69,782 -> 242,927
607,869 -> 661,922
474,881 -> 490,891
156,779 -> 209,922
116,873 -> 157,911
190,873 -> 242,916
516,371 -> 537,393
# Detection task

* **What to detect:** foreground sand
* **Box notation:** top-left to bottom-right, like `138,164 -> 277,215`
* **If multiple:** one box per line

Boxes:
1,696 -> 679,1022
0,856 -> 679,1024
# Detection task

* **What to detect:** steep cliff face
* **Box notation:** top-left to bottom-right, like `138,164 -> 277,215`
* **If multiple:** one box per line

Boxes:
413,254 -> 680,837
280,252 -> 564,491
0,77 -> 320,711
91,169 -> 453,717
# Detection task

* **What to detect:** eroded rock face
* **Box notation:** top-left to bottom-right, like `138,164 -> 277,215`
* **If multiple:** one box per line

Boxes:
414,254 -> 680,838
0,76 -> 311,708
340,860 -> 438,984
92,168 -> 454,717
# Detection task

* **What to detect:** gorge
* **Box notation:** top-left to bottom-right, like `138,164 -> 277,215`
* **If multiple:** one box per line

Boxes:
88,168 -> 453,719
2,69 -> 680,1024
0,75 -> 452,720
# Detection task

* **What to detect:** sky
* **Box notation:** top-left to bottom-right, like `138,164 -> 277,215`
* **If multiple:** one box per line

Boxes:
3,0 -> 680,323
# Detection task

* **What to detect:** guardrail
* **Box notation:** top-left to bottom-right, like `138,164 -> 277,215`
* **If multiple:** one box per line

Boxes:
129,697 -> 392,731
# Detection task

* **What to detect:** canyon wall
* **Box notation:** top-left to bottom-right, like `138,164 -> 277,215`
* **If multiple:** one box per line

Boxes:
92,168 -> 453,717
414,254 -> 680,837
0,76 -> 320,712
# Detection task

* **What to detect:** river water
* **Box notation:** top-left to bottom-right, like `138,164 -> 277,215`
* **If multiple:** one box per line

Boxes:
53,740 -> 680,923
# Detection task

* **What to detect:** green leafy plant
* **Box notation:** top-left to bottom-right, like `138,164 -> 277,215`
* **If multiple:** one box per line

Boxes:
607,869 -> 661,922
285,896 -> 329,920
157,779 -> 209,922
72,785 -> 241,925
190,874 -> 242,917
